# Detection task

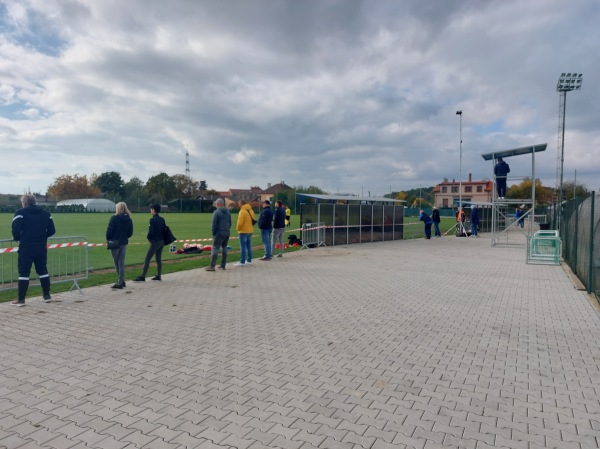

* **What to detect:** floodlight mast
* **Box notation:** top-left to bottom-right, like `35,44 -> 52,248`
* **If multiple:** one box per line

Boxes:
556,73 -> 582,230
456,110 -> 463,210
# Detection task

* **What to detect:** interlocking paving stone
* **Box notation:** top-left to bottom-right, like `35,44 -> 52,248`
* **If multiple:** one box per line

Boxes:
2,236 -> 600,448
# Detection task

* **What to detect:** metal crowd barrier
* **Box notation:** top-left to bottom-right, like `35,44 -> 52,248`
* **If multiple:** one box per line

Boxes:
527,230 -> 561,265
301,222 -> 326,249
0,236 -> 88,294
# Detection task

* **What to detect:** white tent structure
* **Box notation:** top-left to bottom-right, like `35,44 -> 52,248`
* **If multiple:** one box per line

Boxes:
56,198 -> 116,212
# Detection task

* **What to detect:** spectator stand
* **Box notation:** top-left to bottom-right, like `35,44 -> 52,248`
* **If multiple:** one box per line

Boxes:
481,143 -> 547,247
296,193 -> 406,246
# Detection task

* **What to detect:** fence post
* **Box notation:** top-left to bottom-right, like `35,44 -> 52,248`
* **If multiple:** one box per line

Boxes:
589,192 -> 595,294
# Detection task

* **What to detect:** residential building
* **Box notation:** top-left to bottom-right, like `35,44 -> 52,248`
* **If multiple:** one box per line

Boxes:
433,174 -> 493,207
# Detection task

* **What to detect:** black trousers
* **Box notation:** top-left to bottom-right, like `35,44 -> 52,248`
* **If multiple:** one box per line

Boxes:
17,245 -> 50,300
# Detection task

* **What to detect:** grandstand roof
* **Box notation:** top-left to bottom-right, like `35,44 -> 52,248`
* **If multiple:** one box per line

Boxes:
296,193 -> 405,204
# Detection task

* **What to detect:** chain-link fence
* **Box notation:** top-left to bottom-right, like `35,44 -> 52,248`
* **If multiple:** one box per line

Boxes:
554,192 -> 599,297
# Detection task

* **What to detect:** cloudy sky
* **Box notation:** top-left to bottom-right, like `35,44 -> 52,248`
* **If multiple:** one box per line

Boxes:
1,0 -> 598,197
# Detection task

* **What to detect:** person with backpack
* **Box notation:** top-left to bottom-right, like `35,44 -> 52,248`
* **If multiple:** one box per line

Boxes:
258,200 -> 274,260
234,200 -> 256,266
135,204 -> 167,282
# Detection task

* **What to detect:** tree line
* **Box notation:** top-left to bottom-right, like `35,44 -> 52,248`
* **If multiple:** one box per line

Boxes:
46,172 -> 214,205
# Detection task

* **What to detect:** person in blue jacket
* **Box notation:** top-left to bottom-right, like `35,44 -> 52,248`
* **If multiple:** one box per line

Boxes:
419,210 -> 433,240
431,207 -> 441,238
11,194 -> 56,306
494,157 -> 510,199
258,200 -> 274,260
470,205 -> 480,237
106,202 -> 134,289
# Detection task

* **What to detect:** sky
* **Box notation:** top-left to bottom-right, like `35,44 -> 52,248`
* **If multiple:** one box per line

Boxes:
1,0 -> 599,197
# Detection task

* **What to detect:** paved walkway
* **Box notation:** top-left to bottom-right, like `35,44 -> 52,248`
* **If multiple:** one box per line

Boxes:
1,234 -> 600,449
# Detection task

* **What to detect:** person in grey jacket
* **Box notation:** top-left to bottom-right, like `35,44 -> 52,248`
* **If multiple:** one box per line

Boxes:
206,198 -> 231,271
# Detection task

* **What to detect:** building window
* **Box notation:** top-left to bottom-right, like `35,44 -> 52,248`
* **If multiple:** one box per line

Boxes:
443,199 -> 448,207
465,186 -> 472,193
442,186 -> 447,193
451,186 -> 458,193
477,186 -> 483,192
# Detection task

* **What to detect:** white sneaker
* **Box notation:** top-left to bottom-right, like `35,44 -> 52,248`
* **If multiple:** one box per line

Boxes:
234,262 -> 245,267
246,261 -> 252,265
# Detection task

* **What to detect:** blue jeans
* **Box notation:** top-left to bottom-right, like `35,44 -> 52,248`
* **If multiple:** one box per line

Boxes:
433,222 -> 441,237
471,222 -> 478,236
239,233 -> 252,263
424,223 -> 432,239
261,229 -> 272,258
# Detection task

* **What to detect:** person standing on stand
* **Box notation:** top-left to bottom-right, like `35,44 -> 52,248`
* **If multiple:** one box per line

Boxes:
470,205 -> 480,237
234,200 -> 255,266
494,157 -> 510,199
206,198 -> 231,271
419,209 -> 433,240
11,194 -> 56,306
431,206 -> 441,238
258,200 -> 273,260
272,200 -> 286,258
135,204 -> 166,282
106,202 -> 134,289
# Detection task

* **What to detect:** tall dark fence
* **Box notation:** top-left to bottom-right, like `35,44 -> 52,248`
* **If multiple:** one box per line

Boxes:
555,193 -> 599,297
300,203 -> 403,245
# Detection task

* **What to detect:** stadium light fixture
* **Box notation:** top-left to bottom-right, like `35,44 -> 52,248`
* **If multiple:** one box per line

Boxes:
556,73 -> 582,230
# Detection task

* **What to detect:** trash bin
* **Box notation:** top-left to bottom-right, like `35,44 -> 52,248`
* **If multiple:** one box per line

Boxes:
539,223 -> 550,231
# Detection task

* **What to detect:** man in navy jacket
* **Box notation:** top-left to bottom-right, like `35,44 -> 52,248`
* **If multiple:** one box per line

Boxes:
11,194 -> 55,306
258,200 -> 274,260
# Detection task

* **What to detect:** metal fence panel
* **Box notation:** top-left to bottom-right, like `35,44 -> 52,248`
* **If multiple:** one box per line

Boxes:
0,236 -> 88,294
560,193 -> 598,296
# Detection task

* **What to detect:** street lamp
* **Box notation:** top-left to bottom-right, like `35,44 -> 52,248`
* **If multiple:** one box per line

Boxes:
556,73 -> 582,229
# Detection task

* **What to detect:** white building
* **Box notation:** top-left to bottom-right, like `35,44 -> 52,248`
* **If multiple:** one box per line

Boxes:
56,198 -> 116,212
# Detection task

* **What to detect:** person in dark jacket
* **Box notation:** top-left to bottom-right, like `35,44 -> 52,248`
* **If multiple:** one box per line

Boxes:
272,200 -> 286,258
431,207 -> 441,238
470,205 -> 480,237
106,202 -> 134,289
11,194 -> 56,306
258,200 -> 274,260
206,198 -> 231,271
135,204 -> 166,282
494,157 -> 510,199
419,210 -> 433,240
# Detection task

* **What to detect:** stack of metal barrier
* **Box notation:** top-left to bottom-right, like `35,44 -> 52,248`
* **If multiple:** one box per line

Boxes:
527,230 -> 561,265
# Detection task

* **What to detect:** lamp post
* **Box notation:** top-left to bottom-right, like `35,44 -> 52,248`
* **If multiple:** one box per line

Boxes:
556,73 -> 582,229
456,110 -> 463,209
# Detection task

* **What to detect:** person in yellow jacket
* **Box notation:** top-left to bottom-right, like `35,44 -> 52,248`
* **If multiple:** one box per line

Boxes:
285,205 -> 291,227
235,200 -> 256,266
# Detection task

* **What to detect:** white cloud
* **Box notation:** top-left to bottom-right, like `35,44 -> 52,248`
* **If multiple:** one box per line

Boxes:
229,148 -> 259,164
0,0 -> 598,196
